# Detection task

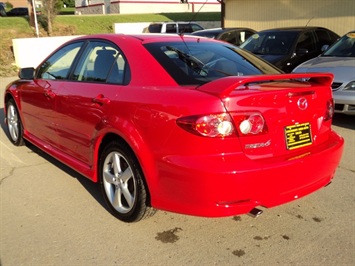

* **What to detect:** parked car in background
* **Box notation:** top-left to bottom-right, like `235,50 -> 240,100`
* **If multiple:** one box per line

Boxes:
6,7 -> 28,16
191,27 -> 256,46
0,4 -> 6,16
240,27 -> 340,72
144,22 -> 204,34
293,31 -> 355,115
4,34 -> 344,223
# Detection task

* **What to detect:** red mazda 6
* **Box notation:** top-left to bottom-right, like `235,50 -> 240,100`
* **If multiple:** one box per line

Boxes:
4,34 -> 344,222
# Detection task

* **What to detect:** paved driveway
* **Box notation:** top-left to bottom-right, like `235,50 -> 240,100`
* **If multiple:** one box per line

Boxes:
1,77 -> 354,265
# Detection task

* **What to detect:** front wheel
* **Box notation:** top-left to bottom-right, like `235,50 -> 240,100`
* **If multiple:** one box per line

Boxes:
99,141 -> 156,222
6,99 -> 25,146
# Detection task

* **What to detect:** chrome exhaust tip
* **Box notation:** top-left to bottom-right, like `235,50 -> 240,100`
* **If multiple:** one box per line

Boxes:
248,208 -> 263,218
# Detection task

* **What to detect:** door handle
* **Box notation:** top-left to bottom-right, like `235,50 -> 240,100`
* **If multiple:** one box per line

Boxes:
92,94 -> 110,105
44,89 -> 56,99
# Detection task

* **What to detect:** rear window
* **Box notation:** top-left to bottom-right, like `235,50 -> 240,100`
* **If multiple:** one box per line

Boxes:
144,41 -> 280,85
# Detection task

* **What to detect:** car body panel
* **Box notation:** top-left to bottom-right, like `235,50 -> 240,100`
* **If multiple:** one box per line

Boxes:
4,33 -> 344,218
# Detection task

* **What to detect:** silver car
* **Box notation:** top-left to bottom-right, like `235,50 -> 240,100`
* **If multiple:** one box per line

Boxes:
293,31 -> 355,115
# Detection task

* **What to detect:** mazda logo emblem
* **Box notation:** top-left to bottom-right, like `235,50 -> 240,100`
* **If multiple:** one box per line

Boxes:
297,97 -> 308,110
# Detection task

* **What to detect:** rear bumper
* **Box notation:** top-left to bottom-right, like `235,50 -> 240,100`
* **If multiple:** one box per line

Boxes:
151,130 -> 344,217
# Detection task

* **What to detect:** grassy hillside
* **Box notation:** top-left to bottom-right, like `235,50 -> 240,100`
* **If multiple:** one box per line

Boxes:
0,12 -> 220,77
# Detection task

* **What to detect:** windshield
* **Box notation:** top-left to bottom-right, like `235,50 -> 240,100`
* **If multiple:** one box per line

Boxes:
322,32 -> 355,57
240,31 -> 298,55
144,41 -> 280,85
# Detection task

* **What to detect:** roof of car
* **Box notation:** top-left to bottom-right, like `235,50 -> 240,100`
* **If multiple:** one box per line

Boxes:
193,27 -> 254,33
72,33 -> 215,43
259,27 -> 331,32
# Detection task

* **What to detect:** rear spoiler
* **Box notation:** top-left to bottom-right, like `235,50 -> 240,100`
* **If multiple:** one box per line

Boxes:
196,73 -> 334,98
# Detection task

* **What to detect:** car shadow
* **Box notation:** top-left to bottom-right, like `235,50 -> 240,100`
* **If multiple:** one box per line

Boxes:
332,114 -> 355,130
0,107 -> 107,210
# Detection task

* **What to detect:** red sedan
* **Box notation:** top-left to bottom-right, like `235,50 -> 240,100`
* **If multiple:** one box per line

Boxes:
4,34 -> 344,222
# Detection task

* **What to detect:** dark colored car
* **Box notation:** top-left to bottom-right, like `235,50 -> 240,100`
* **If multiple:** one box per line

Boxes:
6,7 -> 28,16
191,27 -> 256,46
240,27 -> 340,72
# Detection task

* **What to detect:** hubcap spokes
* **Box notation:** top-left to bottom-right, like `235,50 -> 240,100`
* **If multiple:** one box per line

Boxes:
103,152 -> 136,213
7,105 -> 19,141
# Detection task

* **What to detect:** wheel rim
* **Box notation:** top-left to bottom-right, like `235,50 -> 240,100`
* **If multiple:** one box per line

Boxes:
102,151 -> 136,214
7,104 -> 19,142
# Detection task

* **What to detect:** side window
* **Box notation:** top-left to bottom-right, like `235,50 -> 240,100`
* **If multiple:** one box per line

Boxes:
190,24 -> 203,33
296,32 -> 316,52
220,31 -> 238,45
315,29 -> 337,48
242,31 -> 255,44
37,42 -> 83,80
71,41 -> 128,84
166,23 -> 177,33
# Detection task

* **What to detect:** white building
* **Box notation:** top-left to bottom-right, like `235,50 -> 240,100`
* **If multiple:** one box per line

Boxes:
75,0 -> 221,15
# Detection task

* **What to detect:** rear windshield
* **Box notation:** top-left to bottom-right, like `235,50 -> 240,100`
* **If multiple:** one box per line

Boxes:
144,41 -> 280,85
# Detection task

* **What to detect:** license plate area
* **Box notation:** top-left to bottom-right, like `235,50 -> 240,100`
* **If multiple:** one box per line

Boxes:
285,122 -> 312,150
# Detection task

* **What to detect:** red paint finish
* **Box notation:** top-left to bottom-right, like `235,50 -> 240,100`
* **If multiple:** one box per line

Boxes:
4,34 -> 344,218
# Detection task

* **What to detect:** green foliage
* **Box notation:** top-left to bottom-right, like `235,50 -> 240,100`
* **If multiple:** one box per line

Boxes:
5,1 -> 12,9
63,0 -> 75,8
55,12 -> 221,34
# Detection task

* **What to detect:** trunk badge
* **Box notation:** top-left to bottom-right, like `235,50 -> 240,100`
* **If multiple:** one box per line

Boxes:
297,97 -> 308,110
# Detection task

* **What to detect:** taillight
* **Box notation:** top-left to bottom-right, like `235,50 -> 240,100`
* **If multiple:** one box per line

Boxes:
231,112 -> 268,136
324,99 -> 334,121
176,113 -> 235,137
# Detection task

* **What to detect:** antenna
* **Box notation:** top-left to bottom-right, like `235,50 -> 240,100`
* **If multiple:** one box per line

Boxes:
187,0 -> 208,25
180,0 -> 209,36
305,17 -> 314,27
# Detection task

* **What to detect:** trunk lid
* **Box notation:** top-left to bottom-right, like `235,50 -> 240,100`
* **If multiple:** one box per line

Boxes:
197,73 -> 334,159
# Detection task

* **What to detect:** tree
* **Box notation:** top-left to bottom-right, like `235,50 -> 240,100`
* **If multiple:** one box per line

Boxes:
42,0 -> 62,36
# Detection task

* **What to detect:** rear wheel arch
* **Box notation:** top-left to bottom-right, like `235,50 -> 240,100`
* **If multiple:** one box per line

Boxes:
97,133 -> 153,201
97,134 -> 156,222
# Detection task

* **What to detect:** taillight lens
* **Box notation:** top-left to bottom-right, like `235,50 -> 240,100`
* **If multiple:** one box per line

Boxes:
324,99 -> 334,121
231,112 -> 268,136
177,113 -> 235,137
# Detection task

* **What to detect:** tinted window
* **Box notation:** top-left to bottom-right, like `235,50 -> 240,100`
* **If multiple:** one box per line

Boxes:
323,32 -> 355,57
189,23 -> 204,33
296,31 -> 316,52
144,41 -> 280,85
241,32 -> 298,55
148,24 -> 163,33
37,42 -> 84,80
166,23 -> 177,33
71,41 -> 129,84
315,29 -> 338,48
220,31 -> 238,45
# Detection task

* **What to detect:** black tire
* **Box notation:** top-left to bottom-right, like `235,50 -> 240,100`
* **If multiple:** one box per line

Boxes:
99,141 -> 156,222
6,99 -> 25,146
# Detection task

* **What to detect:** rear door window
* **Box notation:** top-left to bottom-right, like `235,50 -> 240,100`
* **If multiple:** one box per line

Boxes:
71,40 -> 129,85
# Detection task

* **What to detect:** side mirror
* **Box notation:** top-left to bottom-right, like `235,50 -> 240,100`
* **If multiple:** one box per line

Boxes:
321,44 -> 329,52
18,67 -> 35,80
